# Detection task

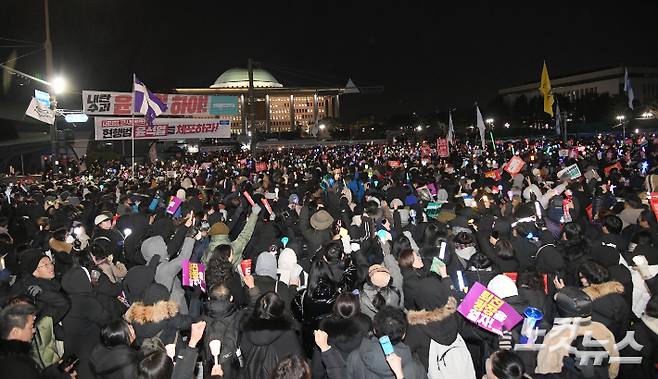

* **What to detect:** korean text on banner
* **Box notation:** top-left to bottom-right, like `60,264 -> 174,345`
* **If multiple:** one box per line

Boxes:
557,164 -> 582,180
457,282 -> 523,335
94,117 -> 231,140
83,90 -> 239,116
25,97 -> 55,125
437,138 -> 450,158
181,260 -> 206,292
504,156 -> 526,176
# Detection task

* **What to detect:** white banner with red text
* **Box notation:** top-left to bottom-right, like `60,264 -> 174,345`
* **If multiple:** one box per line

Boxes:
83,90 -> 239,116
94,117 -> 231,140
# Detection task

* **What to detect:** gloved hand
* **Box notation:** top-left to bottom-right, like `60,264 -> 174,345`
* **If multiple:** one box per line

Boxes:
252,205 -> 262,215
27,285 -> 43,298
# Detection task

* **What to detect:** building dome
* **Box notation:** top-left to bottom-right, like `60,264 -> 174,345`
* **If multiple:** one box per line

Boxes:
211,68 -> 283,88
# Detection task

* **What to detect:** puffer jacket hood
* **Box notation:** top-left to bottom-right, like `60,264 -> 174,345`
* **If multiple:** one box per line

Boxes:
141,235 -> 168,264
320,314 -> 371,354
89,344 -> 138,378
242,316 -> 293,346
407,296 -> 459,345
61,266 -> 92,295
354,336 -> 416,377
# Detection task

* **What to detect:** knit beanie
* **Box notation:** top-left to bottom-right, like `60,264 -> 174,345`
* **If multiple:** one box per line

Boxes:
255,252 -> 278,280
208,222 -> 230,236
19,249 -> 47,275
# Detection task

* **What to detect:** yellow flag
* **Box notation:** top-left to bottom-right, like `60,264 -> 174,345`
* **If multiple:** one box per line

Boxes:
539,62 -> 554,117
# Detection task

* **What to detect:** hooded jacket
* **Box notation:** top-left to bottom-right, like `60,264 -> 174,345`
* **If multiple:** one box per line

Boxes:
583,281 -> 630,342
202,211 -> 259,267
619,315 -> 658,379
124,283 -> 192,346
239,315 -> 304,378
88,344 -> 138,379
312,314 -> 372,379
61,266 -> 111,379
346,335 -> 426,379
141,235 -> 195,314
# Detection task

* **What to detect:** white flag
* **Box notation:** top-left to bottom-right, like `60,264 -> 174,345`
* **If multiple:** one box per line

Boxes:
447,111 -> 455,145
25,97 -> 55,124
624,67 -> 635,110
476,106 -> 486,150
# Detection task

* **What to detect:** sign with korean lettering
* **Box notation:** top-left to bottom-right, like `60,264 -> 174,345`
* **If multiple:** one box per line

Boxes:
457,282 -> 523,335
504,156 -> 526,176
437,138 -> 450,158
94,117 -> 231,140
557,164 -> 582,180
83,90 -> 239,116
181,260 -> 206,292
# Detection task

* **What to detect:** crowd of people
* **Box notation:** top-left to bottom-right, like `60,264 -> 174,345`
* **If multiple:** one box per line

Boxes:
0,134 -> 657,379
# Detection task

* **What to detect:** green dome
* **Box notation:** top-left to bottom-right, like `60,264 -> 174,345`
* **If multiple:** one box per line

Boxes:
211,68 -> 283,88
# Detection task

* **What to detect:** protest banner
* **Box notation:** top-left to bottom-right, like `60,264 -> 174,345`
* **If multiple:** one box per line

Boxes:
604,162 -> 622,176
457,282 -> 523,336
166,196 -> 182,215
557,164 -> 582,180
437,138 -> 450,157
94,117 -> 231,140
504,156 -> 526,176
181,260 -> 206,292
485,169 -> 502,181
255,162 -> 268,172
650,193 -> 658,221
83,90 -> 239,116
388,160 -> 401,168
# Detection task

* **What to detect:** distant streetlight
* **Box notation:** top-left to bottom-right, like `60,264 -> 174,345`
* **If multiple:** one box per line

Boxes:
319,123 -> 326,130
416,125 -> 423,131
635,129 -> 639,134
504,122 -> 510,128
616,115 -> 627,139
485,118 -> 494,125
51,76 -> 67,94
616,115 -> 625,121
642,112 -> 653,118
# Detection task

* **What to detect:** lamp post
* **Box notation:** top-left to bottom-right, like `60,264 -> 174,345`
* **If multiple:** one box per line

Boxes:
485,118 -> 495,152
616,115 -> 626,139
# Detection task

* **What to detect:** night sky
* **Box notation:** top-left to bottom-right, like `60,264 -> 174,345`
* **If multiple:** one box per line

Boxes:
2,0 -> 657,121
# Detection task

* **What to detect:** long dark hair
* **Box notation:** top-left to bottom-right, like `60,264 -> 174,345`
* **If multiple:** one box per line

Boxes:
332,293 -> 360,319
101,320 -> 133,347
137,351 -> 173,379
307,260 -> 336,295
254,292 -> 286,320
489,349 -> 526,379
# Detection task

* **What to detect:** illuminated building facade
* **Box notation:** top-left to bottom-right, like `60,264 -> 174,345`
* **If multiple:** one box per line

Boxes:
175,68 -> 343,135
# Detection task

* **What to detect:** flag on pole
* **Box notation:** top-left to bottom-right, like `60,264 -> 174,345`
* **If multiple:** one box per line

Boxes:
447,111 -> 455,145
476,105 -> 486,150
539,62 -> 554,117
624,67 -> 635,110
133,75 -> 168,125
555,101 -> 561,136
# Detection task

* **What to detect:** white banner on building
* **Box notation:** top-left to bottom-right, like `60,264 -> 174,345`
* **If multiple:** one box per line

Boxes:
94,117 -> 231,141
83,90 -> 239,116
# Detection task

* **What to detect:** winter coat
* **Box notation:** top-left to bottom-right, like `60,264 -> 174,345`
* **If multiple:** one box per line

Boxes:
88,344 -> 138,379
583,281 -> 630,342
253,275 -> 298,313
312,314 -> 372,379
61,266 -> 111,379
141,235 -> 195,314
200,298 -> 245,379
8,275 -> 70,325
401,266 -> 425,310
292,277 -> 337,355
536,318 -> 619,378
346,335 -> 426,379
0,339 -> 67,379
94,271 -> 127,321
124,299 -> 192,346
299,206 -> 333,256
239,316 -> 304,378
534,243 -> 565,274
619,315 -> 658,379
405,297 -> 460,370
359,254 -> 404,318
202,211 -> 259,267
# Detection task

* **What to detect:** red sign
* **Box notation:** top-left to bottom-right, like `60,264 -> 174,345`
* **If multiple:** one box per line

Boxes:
485,170 -> 502,181
421,145 -> 431,158
255,163 -> 268,172
388,160 -> 401,168
604,162 -> 622,176
437,138 -> 450,158
650,193 -> 658,221
504,156 -> 526,176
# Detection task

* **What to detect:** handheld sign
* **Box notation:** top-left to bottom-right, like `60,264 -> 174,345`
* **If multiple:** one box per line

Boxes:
457,282 -> 523,336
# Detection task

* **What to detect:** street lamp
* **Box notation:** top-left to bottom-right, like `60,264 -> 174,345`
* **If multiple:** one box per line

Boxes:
50,76 -> 67,94
485,118 -> 494,126
319,124 -> 326,130
504,122 -> 510,128
616,115 -> 626,139
416,125 -> 423,131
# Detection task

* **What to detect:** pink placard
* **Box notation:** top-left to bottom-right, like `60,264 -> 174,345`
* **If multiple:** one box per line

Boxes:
457,282 -> 523,336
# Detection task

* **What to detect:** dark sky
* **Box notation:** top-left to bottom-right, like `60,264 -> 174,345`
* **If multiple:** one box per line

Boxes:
2,0 -> 658,121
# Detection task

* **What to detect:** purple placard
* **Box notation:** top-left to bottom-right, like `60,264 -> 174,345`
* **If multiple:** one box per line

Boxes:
166,196 -> 182,215
181,260 -> 206,292
457,282 -> 523,336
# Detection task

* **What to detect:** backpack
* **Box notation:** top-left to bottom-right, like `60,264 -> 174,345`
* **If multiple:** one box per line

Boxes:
242,342 -> 279,379
426,334 -> 476,379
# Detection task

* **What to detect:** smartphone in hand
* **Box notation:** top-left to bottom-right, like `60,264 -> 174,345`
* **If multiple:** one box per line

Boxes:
379,336 -> 395,356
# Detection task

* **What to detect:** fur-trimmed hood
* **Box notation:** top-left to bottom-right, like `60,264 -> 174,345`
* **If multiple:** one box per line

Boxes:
125,300 -> 178,324
407,296 -> 457,325
582,281 -> 624,301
